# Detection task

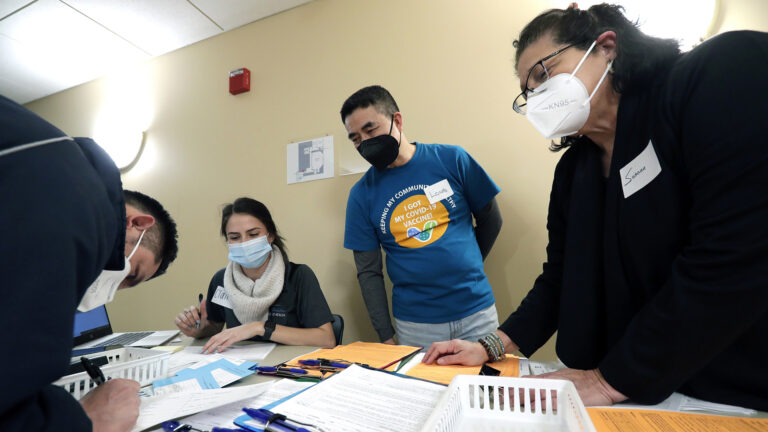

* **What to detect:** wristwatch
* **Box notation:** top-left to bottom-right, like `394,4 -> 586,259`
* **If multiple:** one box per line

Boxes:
263,319 -> 276,340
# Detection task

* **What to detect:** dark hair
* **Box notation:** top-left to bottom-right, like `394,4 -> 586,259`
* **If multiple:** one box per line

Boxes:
220,198 -> 288,261
123,190 -> 179,279
340,85 -> 400,123
514,3 -> 680,151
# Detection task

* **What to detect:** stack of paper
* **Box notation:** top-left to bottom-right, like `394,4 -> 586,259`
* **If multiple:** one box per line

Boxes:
148,379 -> 316,432
678,395 -> 757,415
237,365 -> 446,432
131,383 -> 271,432
152,355 -> 256,396
166,344 -> 275,376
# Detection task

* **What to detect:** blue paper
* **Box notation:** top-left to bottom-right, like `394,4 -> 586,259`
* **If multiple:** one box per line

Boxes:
153,358 -> 257,391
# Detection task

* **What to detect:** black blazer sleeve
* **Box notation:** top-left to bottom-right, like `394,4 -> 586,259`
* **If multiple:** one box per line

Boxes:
600,31 -> 768,403
0,97 -> 123,431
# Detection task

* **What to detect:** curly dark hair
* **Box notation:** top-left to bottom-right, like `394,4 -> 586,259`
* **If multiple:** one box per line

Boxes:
514,3 -> 680,151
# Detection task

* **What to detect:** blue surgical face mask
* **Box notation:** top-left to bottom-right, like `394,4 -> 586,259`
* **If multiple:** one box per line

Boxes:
228,235 -> 272,268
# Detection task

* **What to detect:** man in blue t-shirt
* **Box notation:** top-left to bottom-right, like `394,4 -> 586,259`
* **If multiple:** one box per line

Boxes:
341,85 -> 503,348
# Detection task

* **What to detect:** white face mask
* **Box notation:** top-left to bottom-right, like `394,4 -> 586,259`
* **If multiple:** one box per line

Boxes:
77,230 -> 145,312
525,40 -> 613,140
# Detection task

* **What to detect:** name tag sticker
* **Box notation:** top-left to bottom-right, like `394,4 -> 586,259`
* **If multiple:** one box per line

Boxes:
424,179 -> 454,205
620,141 -> 662,198
211,286 -> 233,309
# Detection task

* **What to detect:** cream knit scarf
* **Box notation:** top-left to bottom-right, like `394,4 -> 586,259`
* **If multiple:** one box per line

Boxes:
223,245 -> 284,324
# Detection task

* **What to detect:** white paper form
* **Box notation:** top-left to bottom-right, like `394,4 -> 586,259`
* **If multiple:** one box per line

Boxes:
604,392 -> 757,415
522,359 -> 565,376
130,383 -> 270,432
167,379 -> 316,431
253,365 -> 446,432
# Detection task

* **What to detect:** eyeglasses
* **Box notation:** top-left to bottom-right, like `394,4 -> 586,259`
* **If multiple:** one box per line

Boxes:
513,44 -> 575,115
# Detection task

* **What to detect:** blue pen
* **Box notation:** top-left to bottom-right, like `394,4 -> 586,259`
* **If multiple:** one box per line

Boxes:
161,421 -> 204,432
242,408 -> 312,432
162,422 -> 248,432
252,366 -> 307,374
298,359 -> 349,369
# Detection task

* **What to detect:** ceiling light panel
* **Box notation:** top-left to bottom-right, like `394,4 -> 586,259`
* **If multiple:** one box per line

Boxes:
0,33 -> 64,103
0,0 -> 149,103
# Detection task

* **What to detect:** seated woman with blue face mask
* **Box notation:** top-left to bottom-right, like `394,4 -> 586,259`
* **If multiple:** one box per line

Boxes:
174,197 -> 336,350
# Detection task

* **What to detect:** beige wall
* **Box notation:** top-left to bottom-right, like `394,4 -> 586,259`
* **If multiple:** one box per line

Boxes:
25,0 -> 767,362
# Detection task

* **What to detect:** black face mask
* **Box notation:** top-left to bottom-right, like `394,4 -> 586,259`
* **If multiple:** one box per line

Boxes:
357,116 -> 401,170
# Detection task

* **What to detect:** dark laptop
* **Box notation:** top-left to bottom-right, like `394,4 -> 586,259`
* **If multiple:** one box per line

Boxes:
73,305 -> 178,349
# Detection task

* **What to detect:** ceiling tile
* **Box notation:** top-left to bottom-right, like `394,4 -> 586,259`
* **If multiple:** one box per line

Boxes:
0,0 -> 34,20
65,0 -> 222,56
0,0 -> 149,103
190,0 -> 312,31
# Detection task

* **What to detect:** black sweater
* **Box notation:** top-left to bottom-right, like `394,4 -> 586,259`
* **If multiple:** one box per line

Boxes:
500,31 -> 768,410
0,96 -> 126,430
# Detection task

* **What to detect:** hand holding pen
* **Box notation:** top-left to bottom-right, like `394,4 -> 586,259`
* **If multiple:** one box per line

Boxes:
81,356 -> 106,385
174,293 -> 209,338
78,357 -> 141,432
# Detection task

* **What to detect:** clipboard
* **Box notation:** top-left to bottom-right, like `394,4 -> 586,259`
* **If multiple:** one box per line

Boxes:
284,342 -> 422,371
233,365 -> 444,432
232,384 -> 317,431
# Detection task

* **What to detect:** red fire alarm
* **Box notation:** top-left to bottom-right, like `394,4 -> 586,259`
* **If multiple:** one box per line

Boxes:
229,68 -> 250,95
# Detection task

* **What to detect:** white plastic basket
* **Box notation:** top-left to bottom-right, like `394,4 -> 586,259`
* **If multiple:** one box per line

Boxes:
421,375 -> 596,432
55,347 -> 170,400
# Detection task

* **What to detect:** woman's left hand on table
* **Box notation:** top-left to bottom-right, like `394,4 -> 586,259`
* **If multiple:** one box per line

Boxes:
201,321 -> 264,354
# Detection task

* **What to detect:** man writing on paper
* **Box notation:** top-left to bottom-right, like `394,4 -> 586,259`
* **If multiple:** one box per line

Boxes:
0,95 -> 179,432
341,85 -> 503,348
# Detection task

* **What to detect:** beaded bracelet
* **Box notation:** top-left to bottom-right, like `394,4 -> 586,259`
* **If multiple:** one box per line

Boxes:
478,337 -> 494,361
478,333 -> 504,362
488,332 -> 505,360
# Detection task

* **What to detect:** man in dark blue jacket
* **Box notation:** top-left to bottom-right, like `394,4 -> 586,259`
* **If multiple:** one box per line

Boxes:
0,95 -> 179,432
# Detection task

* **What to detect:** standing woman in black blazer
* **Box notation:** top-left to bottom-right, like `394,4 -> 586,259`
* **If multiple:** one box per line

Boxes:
424,3 -> 768,411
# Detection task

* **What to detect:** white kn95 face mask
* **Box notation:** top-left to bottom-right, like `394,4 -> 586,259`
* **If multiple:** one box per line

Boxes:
77,230 -> 145,312
525,40 -> 613,140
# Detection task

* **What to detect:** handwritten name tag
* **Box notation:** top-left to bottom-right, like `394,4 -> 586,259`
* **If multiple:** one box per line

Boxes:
424,179 -> 454,205
620,141 -> 662,198
211,286 -> 233,309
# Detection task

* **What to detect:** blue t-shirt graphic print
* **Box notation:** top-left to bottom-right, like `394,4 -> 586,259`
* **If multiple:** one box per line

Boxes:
344,143 -> 500,323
